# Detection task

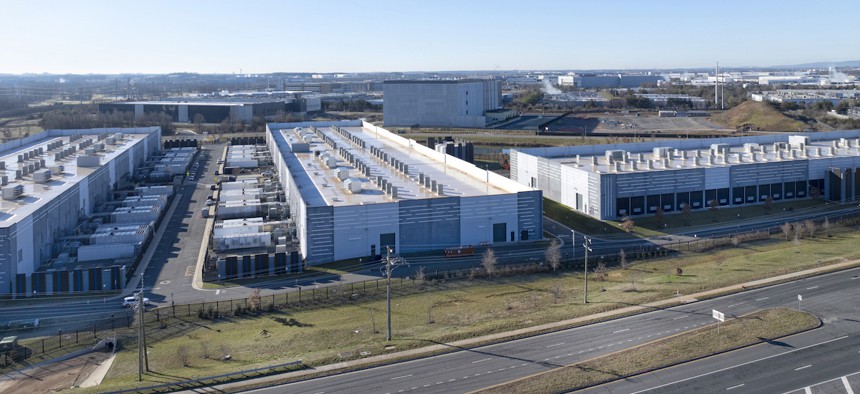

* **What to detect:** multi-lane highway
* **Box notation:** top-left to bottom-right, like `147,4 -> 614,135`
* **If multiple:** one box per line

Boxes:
239,266 -> 860,394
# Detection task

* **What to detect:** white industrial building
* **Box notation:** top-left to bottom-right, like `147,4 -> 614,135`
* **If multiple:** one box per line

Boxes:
267,120 -> 543,265
0,127 -> 161,295
383,79 -> 503,128
511,130 -> 860,220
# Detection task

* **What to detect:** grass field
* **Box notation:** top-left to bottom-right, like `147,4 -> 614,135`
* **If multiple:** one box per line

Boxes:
72,221 -> 860,393
479,308 -> 819,394
711,101 -> 806,132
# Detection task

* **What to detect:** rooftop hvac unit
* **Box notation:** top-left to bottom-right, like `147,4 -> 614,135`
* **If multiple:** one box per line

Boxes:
33,161 -> 40,170
15,170 -> 21,179
105,137 -> 116,145
17,155 -> 23,162
652,147 -> 671,159
85,148 -> 95,155
21,166 -> 29,176
605,150 -> 625,163
37,147 -> 43,155
335,167 -> 349,180
325,156 -> 338,169
33,169 -> 51,184
710,143 -> 730,155
2,184 -> 24,200
435,184 -> 443,195
0,176 -> 7,186
0,162 -> 4,170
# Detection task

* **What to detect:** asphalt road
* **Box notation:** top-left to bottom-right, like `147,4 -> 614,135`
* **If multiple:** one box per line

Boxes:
240,265 -> 860,393
584,270 -> 860,394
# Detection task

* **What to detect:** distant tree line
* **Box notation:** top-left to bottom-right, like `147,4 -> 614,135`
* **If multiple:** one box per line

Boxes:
40,106 -> 175,133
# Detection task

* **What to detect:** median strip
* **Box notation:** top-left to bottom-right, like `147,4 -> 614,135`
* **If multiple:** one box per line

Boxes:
474,308 -> 820,394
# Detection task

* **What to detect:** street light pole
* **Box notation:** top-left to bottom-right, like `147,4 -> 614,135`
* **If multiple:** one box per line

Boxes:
583,237 -> 592,304
570,230 -> 575,260
385,247 -> 392,341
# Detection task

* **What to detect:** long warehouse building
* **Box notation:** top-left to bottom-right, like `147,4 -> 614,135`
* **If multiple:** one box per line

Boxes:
0,127 -> 161,295
511,130 -> 860,220
267,120 -> 542,265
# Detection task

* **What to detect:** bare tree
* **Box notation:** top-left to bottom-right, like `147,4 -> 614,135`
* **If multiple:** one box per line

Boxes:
793,222 -> 805,240
414,266 -> 426,284
200,342 -> 210,359
621,216 -> 635,233
192,113 -> 206,134
481,248 -> 497,277
248,288 -> 262,313
594,261 -> 608,282
545,239 -> 561,272
823,217 -> 831,237
177,345 -> 191,367
804,219 -> 817,238
549,282 -> 562,304
619,249 -> 628,270
682,203 -> 692,226
781,222 -> 793,241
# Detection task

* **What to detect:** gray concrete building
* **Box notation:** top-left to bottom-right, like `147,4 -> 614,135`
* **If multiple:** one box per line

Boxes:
267,120 -> 541,265
0,127 -> 161,295
511,130 -> 860,220
383,79 -> 502,128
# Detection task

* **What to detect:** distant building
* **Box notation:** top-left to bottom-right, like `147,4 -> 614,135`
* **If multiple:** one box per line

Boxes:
99,94 -> 320,123
383,79 -> 502,128
566,74 -> 665,89
751,89 -> 860,107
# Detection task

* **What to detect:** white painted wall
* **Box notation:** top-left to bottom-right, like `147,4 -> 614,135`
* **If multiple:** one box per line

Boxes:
332,203 -> 399,260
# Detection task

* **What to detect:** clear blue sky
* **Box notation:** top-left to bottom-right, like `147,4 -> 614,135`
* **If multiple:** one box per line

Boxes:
2,0 -> 858,74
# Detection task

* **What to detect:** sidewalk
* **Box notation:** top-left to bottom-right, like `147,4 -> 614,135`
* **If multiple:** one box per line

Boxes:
186,258 -> 860,392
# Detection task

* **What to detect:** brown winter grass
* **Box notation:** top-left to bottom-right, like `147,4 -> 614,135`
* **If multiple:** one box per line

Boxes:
77,226 -> 860,393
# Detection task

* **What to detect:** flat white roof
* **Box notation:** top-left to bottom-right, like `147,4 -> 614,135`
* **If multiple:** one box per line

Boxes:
0,131 -> 151,227
273,124 -> 514,207
551,135 -> 860,174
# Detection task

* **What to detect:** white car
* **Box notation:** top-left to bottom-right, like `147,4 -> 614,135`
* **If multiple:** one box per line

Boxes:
123,295 -> 151,308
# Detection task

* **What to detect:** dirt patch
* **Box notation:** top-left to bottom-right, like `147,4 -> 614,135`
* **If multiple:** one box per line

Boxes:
0,351 -> 113,393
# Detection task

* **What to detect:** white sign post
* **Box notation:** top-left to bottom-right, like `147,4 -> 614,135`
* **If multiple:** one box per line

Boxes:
713,309 -> 725,334
798,294 -> 803,311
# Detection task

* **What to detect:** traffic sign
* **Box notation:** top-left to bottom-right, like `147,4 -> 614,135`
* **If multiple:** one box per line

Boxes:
712,309 -> 725,322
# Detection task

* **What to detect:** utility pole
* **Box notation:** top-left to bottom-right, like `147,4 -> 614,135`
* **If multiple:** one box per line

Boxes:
385,247 -> 392,341
583,237 -> 592,304
137,275 -> 149,381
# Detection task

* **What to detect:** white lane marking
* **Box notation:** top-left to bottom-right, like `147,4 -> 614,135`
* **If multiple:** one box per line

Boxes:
852,276 -> 860,280
547,342 -> 565,348
673,316 -> 687,320
806,286 -> 818,290
726,383 -> 745,390
472,357 -> 491,364
804,387 -> 811,394
614,328 -> 630,333
449,379 -> 456,382
215,289 -> 221,295
630,335 -> 848,394
391,374 -> 412,380
756,297 -> 769,301
844,376 -> 856,394
795,365 -> 812,371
